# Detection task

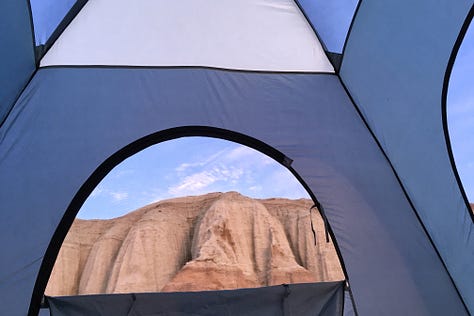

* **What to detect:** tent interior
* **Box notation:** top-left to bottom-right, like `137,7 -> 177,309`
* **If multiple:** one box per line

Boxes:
1,1 -> 473,315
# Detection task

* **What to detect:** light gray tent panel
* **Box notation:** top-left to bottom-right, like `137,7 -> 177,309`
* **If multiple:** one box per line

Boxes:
0,68 -> 465,315
341,0 -> 474,311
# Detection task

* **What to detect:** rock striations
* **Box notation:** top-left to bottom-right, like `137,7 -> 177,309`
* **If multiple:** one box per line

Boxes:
45,192 -> 344,296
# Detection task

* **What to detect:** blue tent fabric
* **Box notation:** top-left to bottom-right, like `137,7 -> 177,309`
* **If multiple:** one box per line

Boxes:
0,1 -> 36,125
340,0 -> 474,311
0,67 -> 467,315
0,1 -> 473,315
46,282 -> 345,316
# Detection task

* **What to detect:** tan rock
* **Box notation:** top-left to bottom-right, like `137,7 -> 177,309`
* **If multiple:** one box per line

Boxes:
46,192 -> 343,296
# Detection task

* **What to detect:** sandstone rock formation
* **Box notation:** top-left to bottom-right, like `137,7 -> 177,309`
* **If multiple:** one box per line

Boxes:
45,192 -> 344,296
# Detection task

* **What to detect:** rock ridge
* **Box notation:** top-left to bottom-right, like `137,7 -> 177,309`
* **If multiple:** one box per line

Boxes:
45,192 -> 344,296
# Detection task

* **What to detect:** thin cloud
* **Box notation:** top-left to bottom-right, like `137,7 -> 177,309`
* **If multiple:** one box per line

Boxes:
79,138 -> 310,219
168,171 -> 218,195
169,165 -> 244,196
224,146 -> 273,166
175,149 -> 229,172
89,186 -> 129,202
110,191 -> 129,202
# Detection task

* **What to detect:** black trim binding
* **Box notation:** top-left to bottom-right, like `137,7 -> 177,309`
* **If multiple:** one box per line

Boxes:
35,0 -> 89,62
39,64 -> 335,76
27,126 -> 350,316
340,0 -> 363,68
442,4 -> 474,224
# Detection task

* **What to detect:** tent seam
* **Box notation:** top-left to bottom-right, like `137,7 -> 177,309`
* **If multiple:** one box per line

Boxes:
38,64 -> 336,75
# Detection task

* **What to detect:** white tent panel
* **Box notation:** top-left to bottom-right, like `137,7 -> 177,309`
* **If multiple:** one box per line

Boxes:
40,0 -> 334,72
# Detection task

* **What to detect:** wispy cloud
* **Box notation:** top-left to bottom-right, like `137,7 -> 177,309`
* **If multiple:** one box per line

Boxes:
169,171 -> 218,195
110,191 -> 129,202
169,165 -> 244,196
88,186 -> 129,202
175,149 -> 228,172
224,146 -> 273,166
79,138 -> 310,219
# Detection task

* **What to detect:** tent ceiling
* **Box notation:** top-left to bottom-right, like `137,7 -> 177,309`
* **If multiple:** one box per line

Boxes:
40,0 -> 333,72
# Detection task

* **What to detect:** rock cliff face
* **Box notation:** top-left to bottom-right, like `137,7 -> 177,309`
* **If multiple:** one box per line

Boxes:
45,192 -> 344,296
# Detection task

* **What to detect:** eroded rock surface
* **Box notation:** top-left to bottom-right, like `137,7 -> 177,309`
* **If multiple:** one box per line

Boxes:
45,192 -> 343,296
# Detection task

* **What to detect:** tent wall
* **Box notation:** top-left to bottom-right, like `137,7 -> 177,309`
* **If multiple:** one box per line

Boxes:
0,0 -> 36,125
0,68 -> 465,315
340,1 -> 474,312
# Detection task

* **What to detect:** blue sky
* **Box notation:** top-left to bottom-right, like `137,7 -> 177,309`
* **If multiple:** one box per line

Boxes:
448,22 -> 474,204
78,137 -> 310,219
79,24 -> 474,219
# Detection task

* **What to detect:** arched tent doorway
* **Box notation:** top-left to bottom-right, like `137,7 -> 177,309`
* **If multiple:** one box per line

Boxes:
31,126 -> 351,315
